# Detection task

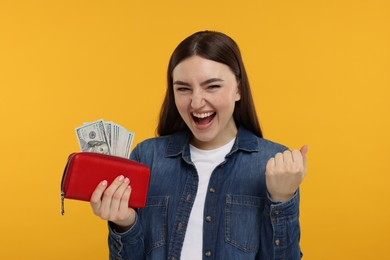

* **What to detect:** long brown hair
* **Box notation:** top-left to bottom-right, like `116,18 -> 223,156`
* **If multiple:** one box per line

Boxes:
157,31 -> 263,138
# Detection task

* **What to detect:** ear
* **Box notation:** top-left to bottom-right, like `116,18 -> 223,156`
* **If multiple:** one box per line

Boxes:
235,82 -> 241,101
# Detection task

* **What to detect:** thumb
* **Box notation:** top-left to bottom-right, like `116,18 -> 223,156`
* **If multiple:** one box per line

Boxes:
300,145 -> 308,156
300,145 -> 308,165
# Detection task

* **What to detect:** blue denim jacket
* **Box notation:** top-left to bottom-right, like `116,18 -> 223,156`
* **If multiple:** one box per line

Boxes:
108,126 -> 302,260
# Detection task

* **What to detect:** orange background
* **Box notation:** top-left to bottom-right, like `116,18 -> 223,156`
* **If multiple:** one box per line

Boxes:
0,1 -> 389,259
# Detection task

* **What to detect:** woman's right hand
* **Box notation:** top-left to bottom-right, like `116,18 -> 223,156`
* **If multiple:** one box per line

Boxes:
90,175 -> 136,232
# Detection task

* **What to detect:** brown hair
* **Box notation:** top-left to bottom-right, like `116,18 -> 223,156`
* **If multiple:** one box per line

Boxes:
157,31 -> 263,138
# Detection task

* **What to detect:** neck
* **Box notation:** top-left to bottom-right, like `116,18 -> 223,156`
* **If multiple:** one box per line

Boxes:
190,123 -> 238,150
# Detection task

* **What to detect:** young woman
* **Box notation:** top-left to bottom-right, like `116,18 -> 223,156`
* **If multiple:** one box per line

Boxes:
90,31 -> 308,260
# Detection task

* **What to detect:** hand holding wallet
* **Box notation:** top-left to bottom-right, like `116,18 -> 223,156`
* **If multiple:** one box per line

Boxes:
60,152 -> 150,215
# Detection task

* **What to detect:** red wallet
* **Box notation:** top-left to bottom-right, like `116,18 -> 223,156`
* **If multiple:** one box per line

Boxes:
60,152 -> 150,215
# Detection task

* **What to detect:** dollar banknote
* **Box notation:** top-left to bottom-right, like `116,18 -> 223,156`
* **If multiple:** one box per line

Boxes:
76,119 -> 134,158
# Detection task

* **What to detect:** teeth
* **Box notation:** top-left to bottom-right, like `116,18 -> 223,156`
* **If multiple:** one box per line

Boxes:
192,112 -> 214,118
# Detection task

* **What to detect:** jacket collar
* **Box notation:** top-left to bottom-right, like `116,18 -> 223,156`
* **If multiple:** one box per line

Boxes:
165,125 -> 259,158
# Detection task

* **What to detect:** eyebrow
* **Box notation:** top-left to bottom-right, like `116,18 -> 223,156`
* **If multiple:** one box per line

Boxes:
173,78 -> 224,86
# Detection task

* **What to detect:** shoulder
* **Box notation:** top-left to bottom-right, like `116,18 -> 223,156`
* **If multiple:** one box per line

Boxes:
130,131 -> 188,164
250,137 -> 288,162
131,135 -> 170,160
236,126 -> 288,156
129,136 -> 168,166
258,138 -> 288,153
136,135 -> 170,149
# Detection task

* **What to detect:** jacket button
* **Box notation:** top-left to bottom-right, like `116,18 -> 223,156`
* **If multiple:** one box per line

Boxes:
177,222 -> 183,230
205,216 -> 212,222
209,187 -> 215,193
275,239 -> 281,246
205,250 -> 212,257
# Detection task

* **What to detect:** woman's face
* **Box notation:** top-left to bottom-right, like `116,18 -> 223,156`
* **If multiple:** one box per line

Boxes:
172,55 -> 241,150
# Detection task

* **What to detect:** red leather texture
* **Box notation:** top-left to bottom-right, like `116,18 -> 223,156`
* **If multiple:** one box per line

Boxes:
61,152 -> 150,208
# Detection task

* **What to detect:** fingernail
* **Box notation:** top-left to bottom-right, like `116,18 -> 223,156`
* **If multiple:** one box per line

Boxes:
101,180 -> 107,186
118,175 -> 124,181
124,177 -> 129,184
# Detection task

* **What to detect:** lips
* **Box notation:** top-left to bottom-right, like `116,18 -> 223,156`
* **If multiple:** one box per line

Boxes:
192,112 -> 216,125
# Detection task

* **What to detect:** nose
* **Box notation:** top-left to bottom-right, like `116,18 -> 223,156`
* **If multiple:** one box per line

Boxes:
190,89 -> 205,109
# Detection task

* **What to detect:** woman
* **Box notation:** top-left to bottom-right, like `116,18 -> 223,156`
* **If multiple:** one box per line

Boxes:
90,31 -> 308,259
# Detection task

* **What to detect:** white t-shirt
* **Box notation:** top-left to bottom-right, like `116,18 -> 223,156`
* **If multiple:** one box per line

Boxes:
181,138 -> 235,259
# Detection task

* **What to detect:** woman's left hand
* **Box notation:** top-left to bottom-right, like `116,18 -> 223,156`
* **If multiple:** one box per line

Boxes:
265,145 -> 308,202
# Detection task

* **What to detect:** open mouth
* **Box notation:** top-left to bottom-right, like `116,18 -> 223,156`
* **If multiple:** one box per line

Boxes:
192,112 -> 216,125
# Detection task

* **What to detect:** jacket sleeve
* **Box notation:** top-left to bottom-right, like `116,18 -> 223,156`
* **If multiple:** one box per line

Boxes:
108,215 -> 146,260
259,190 -> 303,260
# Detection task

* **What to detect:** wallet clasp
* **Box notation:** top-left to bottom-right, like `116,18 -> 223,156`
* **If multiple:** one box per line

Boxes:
60,191 -> 65,215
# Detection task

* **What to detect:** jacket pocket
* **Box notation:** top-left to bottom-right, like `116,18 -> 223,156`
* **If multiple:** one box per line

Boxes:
138,196 -> 169,254
225,194 -> 264,253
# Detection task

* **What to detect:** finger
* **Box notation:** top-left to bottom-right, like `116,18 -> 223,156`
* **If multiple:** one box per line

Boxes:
110,177 -> 130,213
283,150 -> 293,165
90,180 -> 108,213
118,183 -> 132,214
100,175 -> 125,218
291,149 -> 302,163
274,152 -> 284,167
292,149 -> 306,177
266,157 -> 276,167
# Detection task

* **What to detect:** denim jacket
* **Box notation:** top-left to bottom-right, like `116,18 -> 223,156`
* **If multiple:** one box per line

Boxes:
108,126 -> 302,260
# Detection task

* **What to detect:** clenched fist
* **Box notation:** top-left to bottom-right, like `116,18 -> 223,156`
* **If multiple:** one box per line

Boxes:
265,145 -> 308,202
